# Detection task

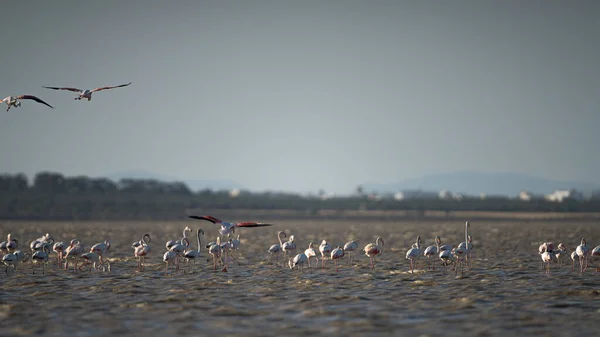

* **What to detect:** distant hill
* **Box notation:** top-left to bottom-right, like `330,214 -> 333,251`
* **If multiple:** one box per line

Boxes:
104,170 -> 245,192
362,171 -> 600,197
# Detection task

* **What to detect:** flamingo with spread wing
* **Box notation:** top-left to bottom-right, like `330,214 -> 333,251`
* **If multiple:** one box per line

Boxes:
188,215 -> 273,237
43,82 -> 131,101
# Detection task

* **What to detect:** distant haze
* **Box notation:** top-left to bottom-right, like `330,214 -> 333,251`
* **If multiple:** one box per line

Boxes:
1,1 -> 599,195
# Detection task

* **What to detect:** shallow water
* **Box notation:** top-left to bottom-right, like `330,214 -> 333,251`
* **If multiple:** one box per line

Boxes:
1,219 -> 599,336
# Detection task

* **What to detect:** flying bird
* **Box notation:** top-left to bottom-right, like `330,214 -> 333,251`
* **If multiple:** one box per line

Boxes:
42,82 -> 131,101
188,215 -> 273,237
1,95 -> 53,111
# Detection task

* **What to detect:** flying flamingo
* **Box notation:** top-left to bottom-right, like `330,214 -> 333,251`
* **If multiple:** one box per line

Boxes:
364,237 -> 384,272
2,95 -> 53,111
304,242 -> 319,267
331,246 -> 345,272
423,236 -> 440,270
406,236 -> 422,273
42,82 -> 131,101
575,238 -> 589,273
188,215 -> 273,237
282,234 -> 297,265
134,234 -> 152,272
343,240 -> 358,266
183,229 -> 204,273
289,253 -> 308,271
268,231 -> 287,266
319,240 -> 332,269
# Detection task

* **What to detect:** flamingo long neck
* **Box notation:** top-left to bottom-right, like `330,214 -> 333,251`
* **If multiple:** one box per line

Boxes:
465,222 -> 469,247
278,232 -> 285,246
197,230 -> 202,251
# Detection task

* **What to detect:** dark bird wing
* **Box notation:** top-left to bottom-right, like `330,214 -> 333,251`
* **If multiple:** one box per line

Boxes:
235,222 -> 274,228
188,215 -> 222,224
42,86 -> 82,92
16,95 -> 54,109
91,82 -> 132,93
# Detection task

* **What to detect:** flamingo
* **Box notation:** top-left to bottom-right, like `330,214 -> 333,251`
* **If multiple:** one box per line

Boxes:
538,242 -> 555,271
208,237 -> 224,272
220,237 -> 240,268
575,238 -> 589,273
183,229 -> 204,273
331,246 -> 345,272
53,241 -> 66,267
438,237 -> 452,252
571,250 -> 578,272
364,237 -> 384,272
5,234 -> 18,252
1,95 -> 53,111
2,253 -> 18,274
188,215 -> 273,237
304,242 -> 319,267
42,82 -> 131,101
406,236 -> 422,273
589,245 -> 600,272
268,231 -> 287,266
30,233 -> 54,252
319,240 -> 332,269
31,243 -> 51,275
439,247 -> 453,269
343,240 -> 358,266
166,226 -> 192,251
282,234 -> 297,265
170,237 -> 191,272
230,234 -> 241,259
134,234 -> 152,272
541,243 -> 553,275
80,252 -> 107,272
90,240 -> 111,266
423,236 -> 440,270
457,222 -> 471,267
163,250 -> 178,276
64,239 -> 84,273
555,243 -> 567,268
288,253 -> 308,271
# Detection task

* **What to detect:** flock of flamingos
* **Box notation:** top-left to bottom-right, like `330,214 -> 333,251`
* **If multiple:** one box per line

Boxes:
1,216 -> 599,276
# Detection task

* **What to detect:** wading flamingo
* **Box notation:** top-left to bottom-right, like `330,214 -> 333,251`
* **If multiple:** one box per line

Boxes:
134,234 -> 152,272
576,238 -> 589,273
331,246 -> 345,272
289,253 -> 308,271
541,243 -> 553,275
183,229 -> 204,273
282,234 -> 297,265
406,236 -> 422,273
343,240 -> 358,266
364,237 -> 384,272
423,236 -> 440,270
268,231 -> 287,266
319,240 -> 332,269
304,242 -> 319,267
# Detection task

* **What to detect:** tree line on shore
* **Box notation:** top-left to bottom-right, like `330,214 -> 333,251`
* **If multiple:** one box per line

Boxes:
1,171 -> 599,220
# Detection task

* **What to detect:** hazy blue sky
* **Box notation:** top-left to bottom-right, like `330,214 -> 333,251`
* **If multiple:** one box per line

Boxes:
1,0 -> 598,194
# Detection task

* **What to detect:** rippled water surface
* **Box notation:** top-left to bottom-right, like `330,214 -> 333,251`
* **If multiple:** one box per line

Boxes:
1,219 -> 600,336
